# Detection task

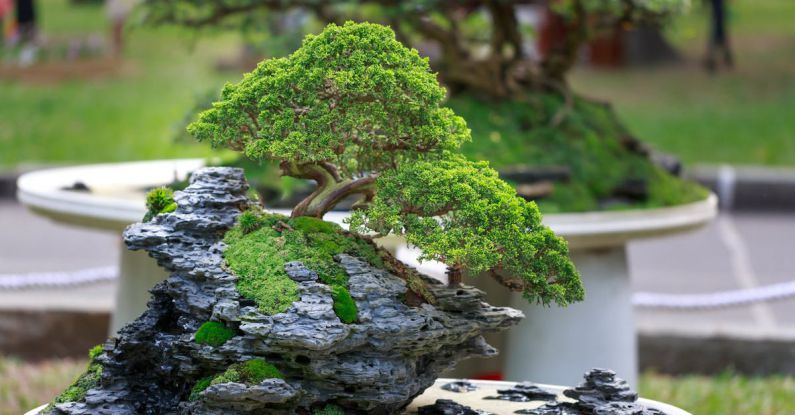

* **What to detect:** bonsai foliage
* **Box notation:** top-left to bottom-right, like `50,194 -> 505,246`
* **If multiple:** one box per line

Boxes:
189,21 -> 468,217
349,156 -> 581,305
192,22 -> 582,306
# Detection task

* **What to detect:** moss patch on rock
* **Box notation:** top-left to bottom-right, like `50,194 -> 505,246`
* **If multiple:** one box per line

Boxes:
189,376 -> 214,401
210,359 -> 284,386
194,321 -> 235,347
143,187 -> 177,222
224,212 -> 391,320
449,93 -> 709,213
47,345 -> 104,409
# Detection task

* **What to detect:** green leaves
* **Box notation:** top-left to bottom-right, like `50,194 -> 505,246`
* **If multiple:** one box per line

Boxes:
350,155 -> 584,307
190,21 -> 469,179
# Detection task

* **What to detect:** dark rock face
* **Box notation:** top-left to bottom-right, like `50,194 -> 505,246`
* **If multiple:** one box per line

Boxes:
47,167 -> 523,415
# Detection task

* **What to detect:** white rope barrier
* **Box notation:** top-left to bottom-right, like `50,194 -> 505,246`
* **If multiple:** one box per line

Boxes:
633,280 -> 795,309
0,266 -> 118,290
2,266 -> 795,310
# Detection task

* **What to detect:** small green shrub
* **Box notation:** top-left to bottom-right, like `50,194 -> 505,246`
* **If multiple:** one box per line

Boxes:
313,404 -> 347,415
331,285 -> 357,324
189,376 -> 213,401
194,321 -> 235,347
211,359 -> 283,386
238,210 -> 264,234
144,187 -> 177,222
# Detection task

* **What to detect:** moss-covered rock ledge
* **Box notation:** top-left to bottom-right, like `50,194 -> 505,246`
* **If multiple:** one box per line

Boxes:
43,167 -> 524,414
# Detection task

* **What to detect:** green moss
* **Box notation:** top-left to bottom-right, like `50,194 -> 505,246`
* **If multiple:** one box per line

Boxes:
290,216 -> 341,234
210,359 -> 284,386
330,285 -> 358,324
194,321 -> 236,347
143,187 -> 177,222
189,376 -> 214,401
449,93 -> 709,213
313,404 -> 347,415
224,212 -> 385,321
47,345 -> 104,409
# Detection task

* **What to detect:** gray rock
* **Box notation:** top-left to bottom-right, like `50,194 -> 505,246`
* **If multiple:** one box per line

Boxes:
46,167 -> 523,415
284,261 -> 318,282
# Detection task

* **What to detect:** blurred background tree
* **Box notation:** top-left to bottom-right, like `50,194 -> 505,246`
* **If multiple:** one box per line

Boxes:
137,0 -> 708,213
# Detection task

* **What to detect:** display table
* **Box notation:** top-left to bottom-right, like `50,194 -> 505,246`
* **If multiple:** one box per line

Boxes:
26,378 -> 692,415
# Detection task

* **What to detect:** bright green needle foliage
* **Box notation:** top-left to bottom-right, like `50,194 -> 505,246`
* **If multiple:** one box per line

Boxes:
190,21 -> 468,171
211,359 -> 284,386
194,321 -> 236,347
350,156 -> 583,306
189,21 -> 469,218
224,211 -> 378,320
47,345 -> 105,409
144,187 -> 177,222
313,404 -> 347,415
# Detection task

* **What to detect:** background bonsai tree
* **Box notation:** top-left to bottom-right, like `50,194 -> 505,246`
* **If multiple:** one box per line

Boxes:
141,0 -> 707,213
190,21 -> 582,305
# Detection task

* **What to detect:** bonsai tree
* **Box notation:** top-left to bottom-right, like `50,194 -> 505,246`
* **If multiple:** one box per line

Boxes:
190,21 -> 582,305
141,0 -> 707,213
43,23 -> 581,415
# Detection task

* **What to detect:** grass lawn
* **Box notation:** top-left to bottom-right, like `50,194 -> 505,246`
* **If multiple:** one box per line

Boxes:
0,0 -> 236,168
571,0 -> 795,167
2,355 -> 794,415
1,0 -> 792,168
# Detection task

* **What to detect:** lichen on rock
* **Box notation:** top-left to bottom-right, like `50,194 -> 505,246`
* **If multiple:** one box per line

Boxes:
44,167 -> 523,414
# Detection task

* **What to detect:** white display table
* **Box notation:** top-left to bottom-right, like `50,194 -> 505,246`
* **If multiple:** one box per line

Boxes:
17,160 -> 717,385
26,378 -> 692,415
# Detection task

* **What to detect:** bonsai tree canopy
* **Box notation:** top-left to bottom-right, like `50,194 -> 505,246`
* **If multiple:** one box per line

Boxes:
190,21 -> 582,306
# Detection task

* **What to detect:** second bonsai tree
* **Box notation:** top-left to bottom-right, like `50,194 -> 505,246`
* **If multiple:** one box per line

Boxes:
190,21 -> 582,306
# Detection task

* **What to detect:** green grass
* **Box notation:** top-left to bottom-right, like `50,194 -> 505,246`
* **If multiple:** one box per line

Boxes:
0,0 -> 236,167
4,356 -> 795,415
639,371 -> 795,415
571,0 -> 795,167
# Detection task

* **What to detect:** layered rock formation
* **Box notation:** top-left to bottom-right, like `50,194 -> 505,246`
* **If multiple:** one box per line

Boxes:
46,167 -> 523,415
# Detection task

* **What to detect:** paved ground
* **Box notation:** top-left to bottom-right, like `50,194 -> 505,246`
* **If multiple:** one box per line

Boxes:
3,199 -> 795,337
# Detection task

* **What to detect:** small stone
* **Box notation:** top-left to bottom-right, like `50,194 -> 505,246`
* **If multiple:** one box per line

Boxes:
484,381 -> 556,402
418,399 -> 494,415
441,380 -> 479,393
284,261 -> 319,282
